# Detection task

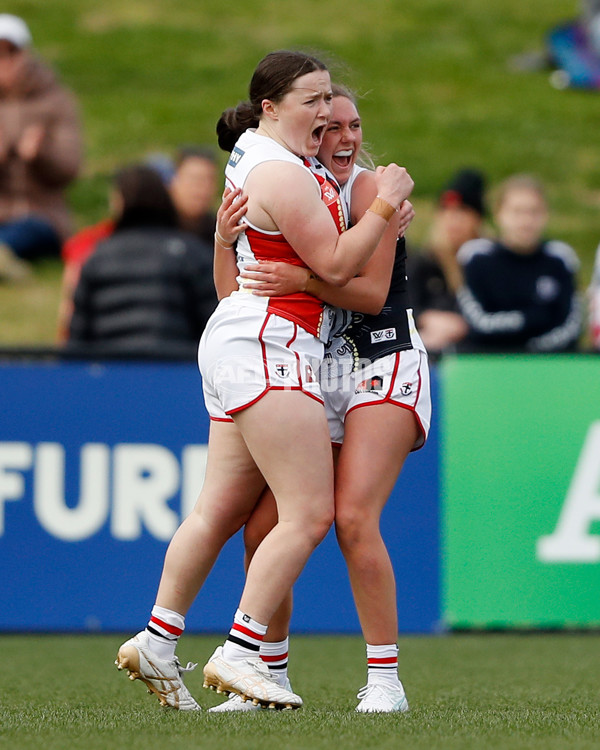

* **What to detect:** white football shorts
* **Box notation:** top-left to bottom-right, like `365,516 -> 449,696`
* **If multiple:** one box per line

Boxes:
198,295 -> 324,420
321,347 -> 431,450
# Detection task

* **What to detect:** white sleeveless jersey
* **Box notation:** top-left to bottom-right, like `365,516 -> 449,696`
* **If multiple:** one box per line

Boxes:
225,130 -> 346,340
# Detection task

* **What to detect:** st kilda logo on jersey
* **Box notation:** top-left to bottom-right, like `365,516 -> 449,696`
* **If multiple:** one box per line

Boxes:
355,375 -> 384,393
275,364 -> 290,378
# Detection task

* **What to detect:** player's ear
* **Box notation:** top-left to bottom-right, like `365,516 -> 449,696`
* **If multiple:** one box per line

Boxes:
261,98 -> 278,120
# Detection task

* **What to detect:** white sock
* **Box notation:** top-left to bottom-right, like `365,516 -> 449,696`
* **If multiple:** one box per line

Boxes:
260,638 -> 289,686
221,609 -> 267,662
145,605 -> 185,661
366,643 -> 402,687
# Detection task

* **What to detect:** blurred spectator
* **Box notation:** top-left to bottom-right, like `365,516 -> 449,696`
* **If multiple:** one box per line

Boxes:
406,168 -> 487,353
546,1 -> 600,89
457,174 -> 581,352
67,164 -> 217,356
0,14 -> 82,281
57,154 -> 173,342
511,2 -> 600,89
56,147 -> 220,341
169,145 -> 218,245
588,241 -> 600,349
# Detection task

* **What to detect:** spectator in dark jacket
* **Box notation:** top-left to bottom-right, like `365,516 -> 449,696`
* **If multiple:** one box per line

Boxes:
456,174 -> 581,352
68,164 -> 217,356
57,147 -> 220,342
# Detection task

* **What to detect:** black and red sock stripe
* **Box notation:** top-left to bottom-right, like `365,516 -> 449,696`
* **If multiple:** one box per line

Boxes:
227,621 -> 264,652
147,615 -> 183,642
367,655 -> 398,670
260,651 -> 289,671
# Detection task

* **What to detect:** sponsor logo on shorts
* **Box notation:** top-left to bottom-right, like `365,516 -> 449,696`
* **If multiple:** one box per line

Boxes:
355,375 -> 384,393
228,146 -> 244,167
370,327 -> 397,344
275,364 -> 290,378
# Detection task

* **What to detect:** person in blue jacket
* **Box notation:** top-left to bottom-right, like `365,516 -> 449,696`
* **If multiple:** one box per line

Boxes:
456,174 -> 581,352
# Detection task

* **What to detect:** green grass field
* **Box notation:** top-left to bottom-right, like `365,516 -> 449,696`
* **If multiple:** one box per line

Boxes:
2,633 -> 599,750
0,0 -> 596,345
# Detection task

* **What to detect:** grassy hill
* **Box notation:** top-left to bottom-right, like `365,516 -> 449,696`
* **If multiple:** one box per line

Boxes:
1,0 -> 596,344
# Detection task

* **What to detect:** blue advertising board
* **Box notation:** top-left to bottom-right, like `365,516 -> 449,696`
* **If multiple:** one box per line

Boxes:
0,358 -> 439,634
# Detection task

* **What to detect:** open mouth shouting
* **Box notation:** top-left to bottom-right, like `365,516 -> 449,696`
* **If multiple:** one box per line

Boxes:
312,124 -> 327,147
332,148 -> 354,170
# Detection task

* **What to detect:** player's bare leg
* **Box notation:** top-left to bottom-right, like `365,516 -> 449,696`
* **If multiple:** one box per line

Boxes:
232,390 -> 334,624
203,390 -> 334,708
209,489 -> 294,712
334,402 -> 417,713
116,421 -> 267,709
155,421 -> 267,614
241,489 -> 294,643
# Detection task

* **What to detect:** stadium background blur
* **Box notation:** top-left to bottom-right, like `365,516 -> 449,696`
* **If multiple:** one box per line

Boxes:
0,0 -> 597,345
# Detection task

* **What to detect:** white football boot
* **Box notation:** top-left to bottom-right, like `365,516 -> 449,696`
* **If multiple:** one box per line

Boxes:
208,677 -> 294,712
208,692 -> 261,713
115,631 -> 201,710
203,646 -> 302,710
355,682 -> 409,713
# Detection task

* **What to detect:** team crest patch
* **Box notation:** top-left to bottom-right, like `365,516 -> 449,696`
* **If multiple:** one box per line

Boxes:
370,327 -> 397,344
401,382 -> 412,395
356,375 -> 383,393
322,184 -> 338,203
228,146 -> 244,168
275,363 -> 290,378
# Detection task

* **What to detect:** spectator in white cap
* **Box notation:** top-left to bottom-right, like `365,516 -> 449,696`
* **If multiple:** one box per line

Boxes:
0,14 -> 82,281
0,13 -> 32,48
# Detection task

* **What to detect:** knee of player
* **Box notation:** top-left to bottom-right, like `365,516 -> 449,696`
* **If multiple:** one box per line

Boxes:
334,508 -> 377,548
243,516 -> 273,556
303,506 -> 335,547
